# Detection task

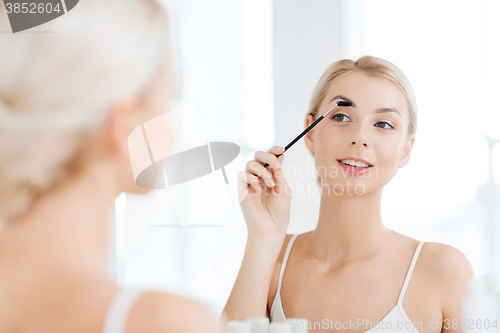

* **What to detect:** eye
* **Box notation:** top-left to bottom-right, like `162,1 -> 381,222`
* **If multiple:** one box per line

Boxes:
331,114 -> 395,130
375,122 -> 394,130
331,113 -> 350,122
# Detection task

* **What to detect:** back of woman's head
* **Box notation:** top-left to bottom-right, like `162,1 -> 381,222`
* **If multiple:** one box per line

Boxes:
0,0 -> 173,221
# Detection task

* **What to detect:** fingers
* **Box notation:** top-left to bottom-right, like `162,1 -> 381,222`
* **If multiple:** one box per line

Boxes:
268,145 -> 286,155
237,171 -> 261,203
268,154 -> 291,196
246,160 -> 275,187
254,146 -> 285,170
242,146 -> 287,195
238,171 -> 261,191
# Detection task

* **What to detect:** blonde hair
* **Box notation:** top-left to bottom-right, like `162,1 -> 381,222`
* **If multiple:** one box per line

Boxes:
306,56 -> 417,190
0,0 -> 174,221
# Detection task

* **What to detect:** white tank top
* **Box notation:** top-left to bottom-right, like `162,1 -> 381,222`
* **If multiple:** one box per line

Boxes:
102,288 -> 148,333
269,234 -> 426,333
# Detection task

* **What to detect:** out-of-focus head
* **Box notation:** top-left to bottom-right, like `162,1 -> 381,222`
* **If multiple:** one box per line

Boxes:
304,56 -> 417,193
0,0 -> 177,221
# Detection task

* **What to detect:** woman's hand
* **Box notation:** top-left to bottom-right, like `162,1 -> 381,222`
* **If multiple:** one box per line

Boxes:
237,146 -> 292,241
223,146 -> 292,320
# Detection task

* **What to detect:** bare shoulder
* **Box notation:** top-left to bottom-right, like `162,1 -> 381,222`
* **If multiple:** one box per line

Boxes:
126,291 -> 220,333
267,233 -> 296,314
419,242 -> 474,280
418,242 -> 475,296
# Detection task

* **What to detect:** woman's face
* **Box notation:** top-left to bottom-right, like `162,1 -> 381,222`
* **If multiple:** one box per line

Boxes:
304,72 -> 415,195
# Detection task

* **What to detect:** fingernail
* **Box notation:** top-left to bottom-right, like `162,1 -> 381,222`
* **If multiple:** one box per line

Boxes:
276,162 -> 281,168
269,179 -> 275,187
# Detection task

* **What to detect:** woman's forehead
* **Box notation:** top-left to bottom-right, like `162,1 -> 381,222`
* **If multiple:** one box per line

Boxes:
325,72 -> 408,112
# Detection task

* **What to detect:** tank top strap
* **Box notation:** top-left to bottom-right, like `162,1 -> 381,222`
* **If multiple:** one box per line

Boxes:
276,234 -> 299,295
397,241 -> 426,305
102,288 -> 148,333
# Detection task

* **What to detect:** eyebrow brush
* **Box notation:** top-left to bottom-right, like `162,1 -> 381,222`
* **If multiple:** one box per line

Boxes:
263,100 -> 353,168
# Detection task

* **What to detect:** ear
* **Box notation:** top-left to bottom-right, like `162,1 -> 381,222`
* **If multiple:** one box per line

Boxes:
304,114 -> 316,153
398,133 -> 415,168
100,96 -> 142,159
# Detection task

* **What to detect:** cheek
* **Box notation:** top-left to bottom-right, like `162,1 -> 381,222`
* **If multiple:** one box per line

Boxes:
372,141 -> 405,181
313,132 -> 341,169
377,142 -> 400,164
312,130 -> 344,178
315,128 -> 342,152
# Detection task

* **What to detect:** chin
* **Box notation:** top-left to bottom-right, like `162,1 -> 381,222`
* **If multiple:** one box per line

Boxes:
320,178 -> 378,196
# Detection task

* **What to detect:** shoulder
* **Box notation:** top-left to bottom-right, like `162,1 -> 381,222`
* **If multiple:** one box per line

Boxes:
126,291 -> 220,333
418,242 -> 475,298
419,242 -> 474,281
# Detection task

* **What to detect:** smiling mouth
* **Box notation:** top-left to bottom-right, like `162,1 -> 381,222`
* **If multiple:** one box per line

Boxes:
337,159 -> 374,169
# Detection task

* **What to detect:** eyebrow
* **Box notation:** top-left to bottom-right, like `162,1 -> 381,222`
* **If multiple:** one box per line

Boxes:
375,107 -> 402,118
329,95 -> 402,118
329,95 -> 354,106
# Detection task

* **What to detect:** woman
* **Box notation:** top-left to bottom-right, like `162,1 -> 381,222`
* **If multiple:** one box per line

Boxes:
0,0 -> 222,332
223,56 -> 474,333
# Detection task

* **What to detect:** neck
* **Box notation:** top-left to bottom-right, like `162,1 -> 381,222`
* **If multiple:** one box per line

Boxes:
309,184 -> 393,264
0,162 -> 119,278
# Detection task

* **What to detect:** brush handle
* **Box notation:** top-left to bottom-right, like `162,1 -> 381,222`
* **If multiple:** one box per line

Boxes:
263,114 -> 326,168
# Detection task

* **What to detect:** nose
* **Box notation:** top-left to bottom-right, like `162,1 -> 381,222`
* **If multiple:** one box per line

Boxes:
349,122 -> 369,147
351,141 -> 368,147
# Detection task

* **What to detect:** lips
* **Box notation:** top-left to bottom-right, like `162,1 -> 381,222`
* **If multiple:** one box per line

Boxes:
337,156 -> 374,166
336,159 -> 373,175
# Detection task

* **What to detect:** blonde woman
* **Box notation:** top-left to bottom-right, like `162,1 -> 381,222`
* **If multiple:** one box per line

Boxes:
0,1 -> 222,332
223,56 -> 474,333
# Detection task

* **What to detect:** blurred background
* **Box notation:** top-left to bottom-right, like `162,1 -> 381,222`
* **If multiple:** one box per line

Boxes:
110,0 -> 500,317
